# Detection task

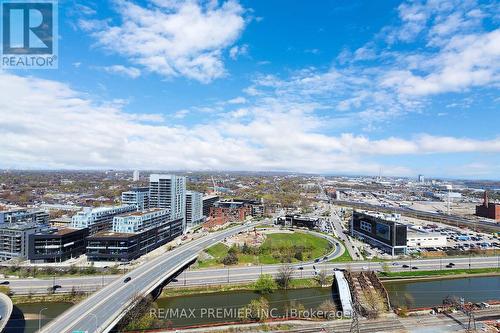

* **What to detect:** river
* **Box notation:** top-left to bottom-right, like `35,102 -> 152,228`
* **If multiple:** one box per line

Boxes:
7,275 -> 500,332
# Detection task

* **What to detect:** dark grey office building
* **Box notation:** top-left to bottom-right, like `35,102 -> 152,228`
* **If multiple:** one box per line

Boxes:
28,227 -> 89,263
86,217 -> 183,262
350,211 -> 407,256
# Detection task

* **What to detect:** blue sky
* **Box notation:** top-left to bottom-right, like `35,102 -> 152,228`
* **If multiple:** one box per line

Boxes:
0,0 -> 499,179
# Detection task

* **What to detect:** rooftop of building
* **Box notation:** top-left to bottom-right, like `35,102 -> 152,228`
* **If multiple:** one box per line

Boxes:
0,222 -> 42,230
407,230 -> 445,238
50,217 -> 72,223
76,204 -> 135,214
355,210 -> 403,223
88,231 -> 134,239
33,227 -> 83,236
119,208 -> 168,217
123,187 -> 149,193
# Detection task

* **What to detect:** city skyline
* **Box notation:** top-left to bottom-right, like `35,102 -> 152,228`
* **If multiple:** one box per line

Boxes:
0,0 -> 499,179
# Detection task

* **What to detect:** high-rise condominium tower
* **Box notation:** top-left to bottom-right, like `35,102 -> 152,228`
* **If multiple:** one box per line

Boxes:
149,174 -> 186,230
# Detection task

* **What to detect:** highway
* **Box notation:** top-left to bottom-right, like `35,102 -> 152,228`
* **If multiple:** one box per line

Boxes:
7,256 -> 499,295
39,222 -> 259,333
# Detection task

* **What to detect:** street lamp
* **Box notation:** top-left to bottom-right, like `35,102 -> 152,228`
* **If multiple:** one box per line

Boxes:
39,307 -> 48,331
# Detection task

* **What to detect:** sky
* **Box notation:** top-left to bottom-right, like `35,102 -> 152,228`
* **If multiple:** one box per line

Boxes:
0,0 -> 499,179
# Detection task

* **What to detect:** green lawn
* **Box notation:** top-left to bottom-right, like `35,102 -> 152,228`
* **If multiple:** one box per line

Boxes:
197,232 -> 333,268
379,267 -> 500,279
328,239 -> 353,262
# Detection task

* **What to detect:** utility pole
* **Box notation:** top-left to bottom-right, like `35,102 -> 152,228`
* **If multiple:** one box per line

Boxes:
349,302 -> 360,333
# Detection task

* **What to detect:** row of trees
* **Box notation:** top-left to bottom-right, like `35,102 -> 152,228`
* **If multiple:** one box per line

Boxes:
253,265 -> 331,293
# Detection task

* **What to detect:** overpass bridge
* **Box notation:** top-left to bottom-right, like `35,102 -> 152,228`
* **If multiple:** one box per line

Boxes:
333,270 -> 353,316
40,222 -> 258,333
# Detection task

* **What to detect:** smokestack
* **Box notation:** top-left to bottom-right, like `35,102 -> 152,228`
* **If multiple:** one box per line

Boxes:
483,191 -> 489,208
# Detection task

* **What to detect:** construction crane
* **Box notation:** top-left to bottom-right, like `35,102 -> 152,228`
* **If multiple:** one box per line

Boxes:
211,176 -> 218,194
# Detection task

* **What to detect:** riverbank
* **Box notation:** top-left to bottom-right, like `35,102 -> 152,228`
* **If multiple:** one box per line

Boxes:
378,267 -> 500,281
161,277 -> 332,298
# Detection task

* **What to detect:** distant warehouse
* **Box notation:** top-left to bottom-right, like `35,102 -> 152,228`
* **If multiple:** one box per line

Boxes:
476,191 -> 500,221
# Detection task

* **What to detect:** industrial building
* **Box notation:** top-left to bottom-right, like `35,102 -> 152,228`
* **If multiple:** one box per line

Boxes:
476,191 -> 500,221
208,200 -> 255,225
406,230 -> 447,248
71,205 -> 136,235
121,187 -> 149,211
28,227 -> 89,263
351,211 -> 408,256
185,191 -> 204,230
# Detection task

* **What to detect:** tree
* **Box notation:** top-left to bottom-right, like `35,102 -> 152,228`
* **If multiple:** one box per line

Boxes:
275,264 -> 294,289
254,274 -> 277,294
317,300 -> 337,318
222,252 -> 238,265
241,242 -> 250,254
240,297 -> 270,321
360,289 -> 386,319
315,270 -> 329,287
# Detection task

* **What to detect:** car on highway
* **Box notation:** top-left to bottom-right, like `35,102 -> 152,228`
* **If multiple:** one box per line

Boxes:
445,264 -> 454,268
448,262 -> 455,266
0,281 -> 9,285
411,266 -> 418,270
314,258 -> 320,263
323,256 -> 328,260
362,266 -> 369,270
124,277 -> 132,283
402,264 -> 410,268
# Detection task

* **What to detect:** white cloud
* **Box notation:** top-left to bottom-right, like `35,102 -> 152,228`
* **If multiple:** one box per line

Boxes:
229,44 -> 249,60
80,0 -> 246,83
226,96 -> 247,104
0,72 -> 498,177
173,109 -> 189,119
100,65 -> 142,78
382,30 -> 500,96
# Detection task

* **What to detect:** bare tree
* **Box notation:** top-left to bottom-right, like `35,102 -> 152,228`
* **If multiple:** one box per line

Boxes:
360,289 -> 386,319
315,270 -> 329,287
275,264 -> 294,289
